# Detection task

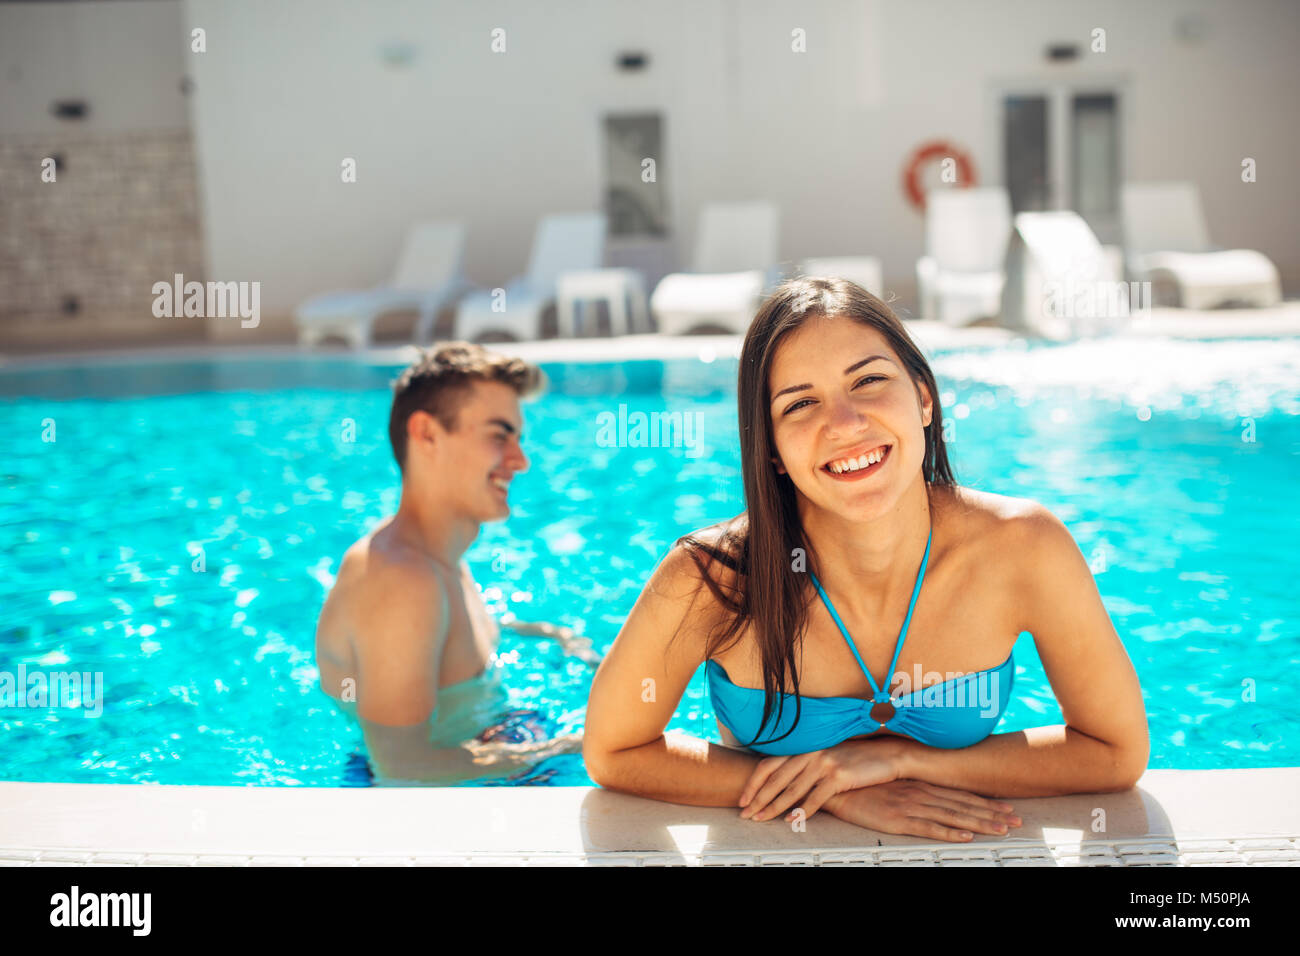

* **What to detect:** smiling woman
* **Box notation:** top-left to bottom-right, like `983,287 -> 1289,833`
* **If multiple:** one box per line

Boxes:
583,276 -> 1149,843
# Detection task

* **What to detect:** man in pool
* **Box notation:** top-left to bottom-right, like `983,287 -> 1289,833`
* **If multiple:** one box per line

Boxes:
315,342 -> 593,785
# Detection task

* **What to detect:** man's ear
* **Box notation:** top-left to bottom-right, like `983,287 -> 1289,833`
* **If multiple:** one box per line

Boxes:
407,410 -> 438,454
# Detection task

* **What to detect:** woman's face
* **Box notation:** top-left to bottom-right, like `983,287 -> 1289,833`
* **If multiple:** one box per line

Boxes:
766,314 -> 933,521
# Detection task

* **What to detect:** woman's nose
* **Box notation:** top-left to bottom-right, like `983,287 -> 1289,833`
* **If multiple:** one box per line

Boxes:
825,394 -> 868,434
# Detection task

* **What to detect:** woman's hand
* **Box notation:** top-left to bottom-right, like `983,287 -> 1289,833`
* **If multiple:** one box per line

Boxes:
822,781 -> 1020,842
739,737 -> 903,822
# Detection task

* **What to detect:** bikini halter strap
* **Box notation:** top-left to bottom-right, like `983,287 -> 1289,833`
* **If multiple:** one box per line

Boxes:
808,527 -> 933,703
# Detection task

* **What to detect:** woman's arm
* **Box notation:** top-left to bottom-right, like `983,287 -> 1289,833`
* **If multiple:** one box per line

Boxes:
892,503 -> 1150,797
588,540 -> 1026,840
583,543 -> 765,806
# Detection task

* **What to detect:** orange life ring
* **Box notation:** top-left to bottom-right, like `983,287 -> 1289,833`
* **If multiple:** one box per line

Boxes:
903,141 -> 976,211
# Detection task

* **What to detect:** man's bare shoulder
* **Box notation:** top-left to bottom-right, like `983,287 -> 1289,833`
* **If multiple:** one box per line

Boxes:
335,527 -> 451,636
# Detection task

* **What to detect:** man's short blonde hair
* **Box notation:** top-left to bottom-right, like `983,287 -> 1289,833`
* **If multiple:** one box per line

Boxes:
388,342 -> 544,471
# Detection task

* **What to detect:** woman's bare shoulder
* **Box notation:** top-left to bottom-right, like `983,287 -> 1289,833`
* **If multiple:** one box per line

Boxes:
935,484 -> 1078,570
654,517 -> 746,600
936,483 -> 1046,520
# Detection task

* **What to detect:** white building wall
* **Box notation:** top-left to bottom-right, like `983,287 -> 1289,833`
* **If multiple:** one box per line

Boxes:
6,0 -> 1296,326
0,0 -> 189,134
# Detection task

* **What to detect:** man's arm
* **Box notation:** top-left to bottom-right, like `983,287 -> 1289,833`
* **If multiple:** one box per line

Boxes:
500,615 -> 601,666
352,562 -> 536,785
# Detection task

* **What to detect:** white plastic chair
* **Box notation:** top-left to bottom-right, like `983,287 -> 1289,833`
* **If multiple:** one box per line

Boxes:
799,257 -> 884,297
295,222 -> 472,348
915,187 -> 1012,325
1121,181 -> 1281,309
454,213 -> 607,342
1001,210 -> 1129,339
651,201 -> 779,335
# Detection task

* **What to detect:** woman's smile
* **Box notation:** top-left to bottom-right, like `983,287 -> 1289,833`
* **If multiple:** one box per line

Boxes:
821,443 -> 891,481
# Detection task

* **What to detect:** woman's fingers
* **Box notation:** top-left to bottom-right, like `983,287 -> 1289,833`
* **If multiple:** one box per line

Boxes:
906,782 -> 1019,830
790,779 -> 842,822
903,816 -> 979,842
740,754 -> 813,818
916,799 -> 1016,835
738,755 -> 789,809
750,761 -> 825,821
745,774 -> 1021,839
910,784 -> 1020,830
914,780 -> 1015,814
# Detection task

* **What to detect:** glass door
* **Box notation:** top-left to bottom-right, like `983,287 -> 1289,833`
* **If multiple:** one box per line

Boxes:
999,83 -> 1124,244
1004,95 -> 1051,214
1070,93 -> 1120,244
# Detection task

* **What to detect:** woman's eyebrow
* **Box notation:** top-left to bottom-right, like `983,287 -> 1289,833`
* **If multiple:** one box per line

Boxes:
843,354 -> 892,374
770,382 -> 812,402
770,355 -> 894,403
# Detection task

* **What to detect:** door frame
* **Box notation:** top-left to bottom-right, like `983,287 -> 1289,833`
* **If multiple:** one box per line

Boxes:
986,73 -> 1133,242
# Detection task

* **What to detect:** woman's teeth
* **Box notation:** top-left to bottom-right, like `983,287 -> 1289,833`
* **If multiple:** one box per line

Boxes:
491,477 -> 509,491
827,447 -> 886,474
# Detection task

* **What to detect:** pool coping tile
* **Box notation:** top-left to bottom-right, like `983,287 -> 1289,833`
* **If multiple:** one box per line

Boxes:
1,768 -> 1298,867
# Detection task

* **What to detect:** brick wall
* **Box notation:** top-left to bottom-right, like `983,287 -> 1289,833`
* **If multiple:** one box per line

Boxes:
0,129 -> 206,347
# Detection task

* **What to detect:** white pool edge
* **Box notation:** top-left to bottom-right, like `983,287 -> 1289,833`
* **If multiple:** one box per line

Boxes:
2,768 -> 1297,866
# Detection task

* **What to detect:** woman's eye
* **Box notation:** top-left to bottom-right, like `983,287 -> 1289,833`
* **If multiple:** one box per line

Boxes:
783,376 -> 884,414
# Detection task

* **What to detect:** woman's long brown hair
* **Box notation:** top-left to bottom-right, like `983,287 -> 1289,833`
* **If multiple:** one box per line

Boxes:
680,277 -> 957,749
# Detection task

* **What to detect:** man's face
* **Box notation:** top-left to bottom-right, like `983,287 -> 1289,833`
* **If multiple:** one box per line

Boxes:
412,380 -> 529,522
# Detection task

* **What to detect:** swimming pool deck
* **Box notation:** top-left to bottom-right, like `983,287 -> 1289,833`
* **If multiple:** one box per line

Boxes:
1,768 -> 1297,866
1,302 -> 1298,369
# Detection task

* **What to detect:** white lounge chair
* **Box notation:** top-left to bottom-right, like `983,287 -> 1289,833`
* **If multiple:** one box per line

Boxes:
295,222 -> 472,348
454,213 -> 607,342
915,187 -> 1012,325
1122,181 -> 1281,309
799,257 -> 883,297
651,201 -> 780,335
1002,210 -> 1131,339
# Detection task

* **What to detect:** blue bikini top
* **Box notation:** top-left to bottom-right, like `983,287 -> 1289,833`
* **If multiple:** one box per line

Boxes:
707,528 -> 1014,755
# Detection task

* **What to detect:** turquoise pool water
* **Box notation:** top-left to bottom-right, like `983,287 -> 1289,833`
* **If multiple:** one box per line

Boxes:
1,338 -> 1297,786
